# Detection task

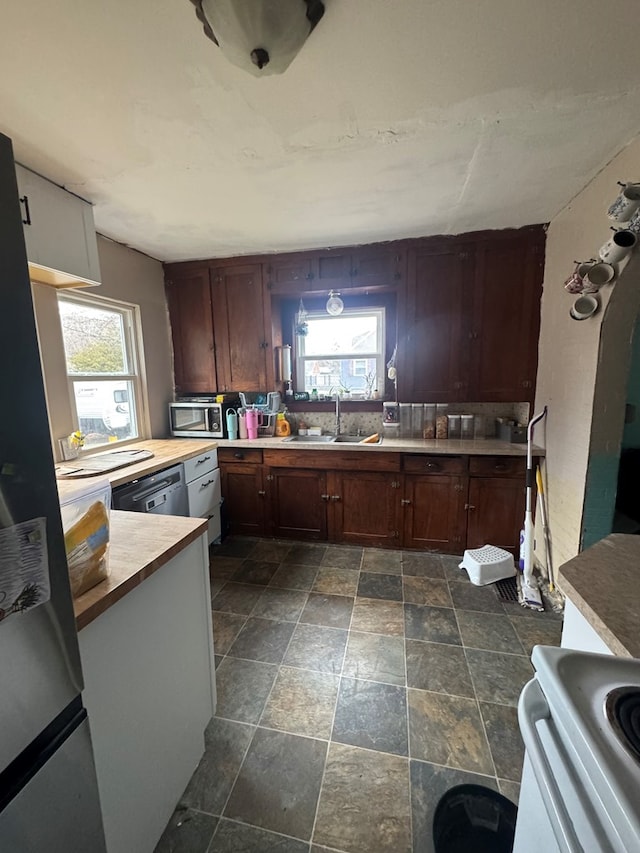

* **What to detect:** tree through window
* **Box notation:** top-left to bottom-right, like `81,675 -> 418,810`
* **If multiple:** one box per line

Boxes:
58,294 -> 144,448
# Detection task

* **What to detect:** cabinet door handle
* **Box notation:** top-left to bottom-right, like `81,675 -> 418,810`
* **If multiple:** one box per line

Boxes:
320,494 -> 330,501
401,499 -> 411,506
465,503 -> 476,511
258,490 -> 266,496
330,495 -> 341,502
19,195 -> 31,226
196,455 -> 211,465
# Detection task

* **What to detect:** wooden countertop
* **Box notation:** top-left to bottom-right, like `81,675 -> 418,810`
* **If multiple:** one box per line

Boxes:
214,436 -> 543,456
73,510 -> 208,631
57,438 -> 218,499
558,534 -> 640,658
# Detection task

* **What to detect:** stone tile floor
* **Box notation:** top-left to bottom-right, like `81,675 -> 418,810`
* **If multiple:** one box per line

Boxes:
155,538 -> 563,853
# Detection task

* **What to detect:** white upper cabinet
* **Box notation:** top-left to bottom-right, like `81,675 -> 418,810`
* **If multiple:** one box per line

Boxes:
15,164 -> 101,288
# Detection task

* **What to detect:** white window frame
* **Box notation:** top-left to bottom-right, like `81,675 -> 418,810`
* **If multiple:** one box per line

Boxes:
296,307 -> 385,395
57,291 -> 150,450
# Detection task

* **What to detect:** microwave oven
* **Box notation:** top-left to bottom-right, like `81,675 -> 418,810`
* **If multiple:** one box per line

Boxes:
169,400 -> 231,438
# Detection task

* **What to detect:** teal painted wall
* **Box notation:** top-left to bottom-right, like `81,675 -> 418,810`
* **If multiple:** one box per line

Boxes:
623,319 -> 640,448
582,452 -> 619,549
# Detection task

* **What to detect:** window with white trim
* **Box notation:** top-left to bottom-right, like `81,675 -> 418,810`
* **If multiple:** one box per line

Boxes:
296,308 -> 385,397
58,293 -> 144,449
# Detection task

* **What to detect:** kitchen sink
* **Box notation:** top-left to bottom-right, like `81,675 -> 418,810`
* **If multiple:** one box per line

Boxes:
281,434 -> 373,444
282,435 -> 336,443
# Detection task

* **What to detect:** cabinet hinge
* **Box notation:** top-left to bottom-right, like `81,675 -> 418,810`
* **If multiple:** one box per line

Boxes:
265,474 -> 274,481
391,480 -> 401,489
454,484 -> 464,492
393,530 -> 400,539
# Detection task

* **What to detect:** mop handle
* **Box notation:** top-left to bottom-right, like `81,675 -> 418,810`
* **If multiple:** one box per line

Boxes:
526,407 -> 547,503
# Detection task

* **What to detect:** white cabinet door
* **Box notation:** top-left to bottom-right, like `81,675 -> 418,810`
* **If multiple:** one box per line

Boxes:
187,467 -> 222,543
15,163 -> 101,287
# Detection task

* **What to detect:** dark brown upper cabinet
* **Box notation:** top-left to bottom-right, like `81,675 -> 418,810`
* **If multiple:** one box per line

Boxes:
399,243 -> 474,402
264,253 -> 315,295
468,234 -> 544,402
165,267 -> 216,395
210,262 -> 273,392
265,246 -> 406,296
399,227 -> 544,403
164,225 -> 544,403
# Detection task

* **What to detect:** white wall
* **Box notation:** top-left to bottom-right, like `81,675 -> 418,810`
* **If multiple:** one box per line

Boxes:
33,236 -> 173,460
535,135 -> 640,570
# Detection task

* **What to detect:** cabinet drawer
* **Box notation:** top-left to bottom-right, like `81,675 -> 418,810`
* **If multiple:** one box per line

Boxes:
184,450 -> 218,483
218,448 -> 263,464
469,456 -> 525,478
403,455 -> 467,475
187,468 -> 221,520
263,449 -> 400,472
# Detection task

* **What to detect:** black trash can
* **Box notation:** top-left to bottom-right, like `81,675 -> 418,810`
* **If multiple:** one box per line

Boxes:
432,784 -> 517,853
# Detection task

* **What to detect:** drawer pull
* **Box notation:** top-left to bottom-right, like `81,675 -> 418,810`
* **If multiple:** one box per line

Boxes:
196,455 -> 211,465
494,463 -> 507,471
426,462 -> 440,470
199,479 -> 215,489
234,452 -> 244,459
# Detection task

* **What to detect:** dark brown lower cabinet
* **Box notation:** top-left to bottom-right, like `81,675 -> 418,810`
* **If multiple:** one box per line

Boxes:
219,463 -> 266,536
328,470 -> 400,548
466,477 -> 526,556
219,448 -> 527,554
267,467 -> 327,540
402,474 -> 467,553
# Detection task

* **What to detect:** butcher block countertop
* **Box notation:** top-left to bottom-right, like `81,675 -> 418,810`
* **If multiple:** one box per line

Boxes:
73,510 -> 208,631
558,534 -> 640,658
56,438 -> 218,499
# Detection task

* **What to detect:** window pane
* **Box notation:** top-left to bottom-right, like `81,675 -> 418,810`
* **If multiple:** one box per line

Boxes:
73,380 -> 137,447
59,300 -> 128,375
303,357 -> 378,395
303,314 -> 379,357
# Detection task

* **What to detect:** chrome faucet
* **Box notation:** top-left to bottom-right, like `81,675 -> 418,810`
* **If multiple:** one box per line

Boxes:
334,393 -> 341,436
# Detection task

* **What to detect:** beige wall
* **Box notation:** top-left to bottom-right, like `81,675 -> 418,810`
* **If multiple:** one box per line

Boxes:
535,135 -> 640,570
33,236 -> 174,460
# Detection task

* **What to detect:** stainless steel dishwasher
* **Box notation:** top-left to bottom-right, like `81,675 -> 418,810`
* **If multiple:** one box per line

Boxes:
112,463 -> 188,516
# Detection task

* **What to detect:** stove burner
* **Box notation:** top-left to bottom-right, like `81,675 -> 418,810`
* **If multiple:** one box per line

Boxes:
605,687 -> 640,763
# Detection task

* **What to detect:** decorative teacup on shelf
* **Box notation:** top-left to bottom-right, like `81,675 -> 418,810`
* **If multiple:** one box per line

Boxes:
599,229 -> 637,264
564,261 -> 595,294
607,183 -> 640,222
582,262 -> 615,292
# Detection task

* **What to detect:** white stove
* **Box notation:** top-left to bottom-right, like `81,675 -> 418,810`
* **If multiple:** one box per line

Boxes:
515,646 -> 640,853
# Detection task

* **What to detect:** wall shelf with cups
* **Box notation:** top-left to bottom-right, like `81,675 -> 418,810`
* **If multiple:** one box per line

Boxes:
564,181 -> 640,321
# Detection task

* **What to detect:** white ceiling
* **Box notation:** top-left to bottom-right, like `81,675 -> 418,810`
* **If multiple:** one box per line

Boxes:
2,1 -> 640,262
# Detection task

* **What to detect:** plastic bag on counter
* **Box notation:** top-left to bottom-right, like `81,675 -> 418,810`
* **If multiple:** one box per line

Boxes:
60,480 -> 111,597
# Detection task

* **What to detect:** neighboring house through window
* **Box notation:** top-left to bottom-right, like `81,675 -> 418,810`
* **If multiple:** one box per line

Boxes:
58,293 -> 145,448
297,308 -> 385,397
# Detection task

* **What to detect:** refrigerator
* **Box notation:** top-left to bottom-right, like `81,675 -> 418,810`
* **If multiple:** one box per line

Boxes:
0,132 -> 106,850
